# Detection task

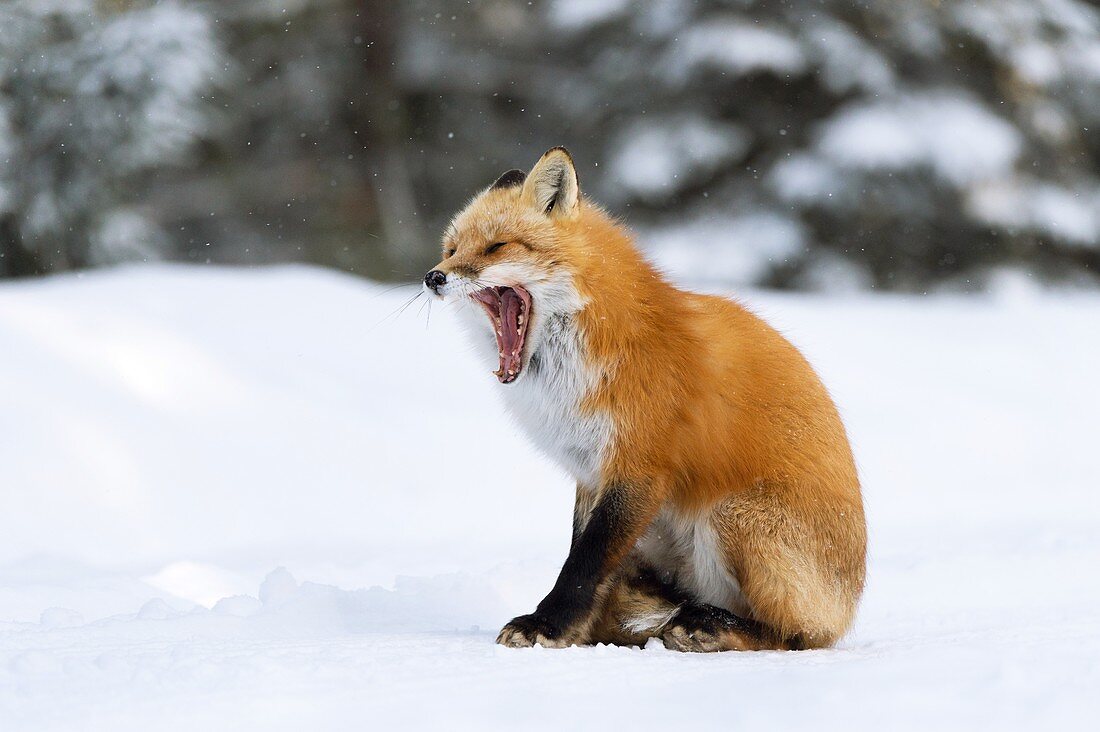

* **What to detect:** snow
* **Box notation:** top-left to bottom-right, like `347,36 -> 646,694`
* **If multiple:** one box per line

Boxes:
769,153 -> 843,204
967,177 -> 1100,247
770,93 -> 1026,210
816,92 -> 1023,186
645,213 -> 806,285
953,0 -> 1100,83
548,0 -> 631,31
804,19 -> 895,94
609,117 -> 750,201
669,19 -> 807,80
1012,42 -> 1063,85
1,264 -> 1098,730
1029,183 -> 1100,244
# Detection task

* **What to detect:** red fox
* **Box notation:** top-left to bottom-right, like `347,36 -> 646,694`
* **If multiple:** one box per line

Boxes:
424,147 -> 866,651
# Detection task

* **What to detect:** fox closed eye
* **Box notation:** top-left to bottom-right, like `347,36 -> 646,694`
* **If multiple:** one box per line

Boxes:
485,241 -> 507,255
444,247 -> 456,258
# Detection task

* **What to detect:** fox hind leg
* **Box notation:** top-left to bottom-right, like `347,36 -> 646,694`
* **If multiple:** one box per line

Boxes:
586,562 -> 681,647
660,602 -> 789,652
713,487 -> 865,650
588,560 -> 787,651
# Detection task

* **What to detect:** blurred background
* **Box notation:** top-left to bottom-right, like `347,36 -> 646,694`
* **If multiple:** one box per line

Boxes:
3,0 -> 1099,291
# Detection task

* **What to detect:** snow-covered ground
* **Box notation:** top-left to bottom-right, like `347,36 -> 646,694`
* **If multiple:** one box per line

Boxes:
0,265 -> 1097,730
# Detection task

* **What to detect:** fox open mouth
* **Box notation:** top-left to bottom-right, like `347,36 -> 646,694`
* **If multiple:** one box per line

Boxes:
472,285 -> 532,384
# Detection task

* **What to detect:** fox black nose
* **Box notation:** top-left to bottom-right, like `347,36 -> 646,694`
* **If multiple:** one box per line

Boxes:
424,269 -> 447,293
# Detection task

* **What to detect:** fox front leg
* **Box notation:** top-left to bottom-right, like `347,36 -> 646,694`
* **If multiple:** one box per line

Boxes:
497,483 -> 654,648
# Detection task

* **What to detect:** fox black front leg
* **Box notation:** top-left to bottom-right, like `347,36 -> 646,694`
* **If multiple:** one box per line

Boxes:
497,483 -> 653,648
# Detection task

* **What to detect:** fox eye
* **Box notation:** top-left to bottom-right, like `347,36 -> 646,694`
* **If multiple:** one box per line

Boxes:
485,241 -> 507,255
444,247 -> 456,258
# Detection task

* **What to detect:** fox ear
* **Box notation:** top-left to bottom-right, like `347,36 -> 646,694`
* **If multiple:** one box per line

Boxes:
523,147 -> 579,218
490,169 -> 526,190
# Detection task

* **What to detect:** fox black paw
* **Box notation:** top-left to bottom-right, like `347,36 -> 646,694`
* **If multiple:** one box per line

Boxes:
661,604 -> 772,652
496,613 -> 573,648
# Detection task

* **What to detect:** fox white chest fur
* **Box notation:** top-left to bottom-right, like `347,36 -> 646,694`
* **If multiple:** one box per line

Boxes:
502,312 -> 612,488
460,303 -> 612,489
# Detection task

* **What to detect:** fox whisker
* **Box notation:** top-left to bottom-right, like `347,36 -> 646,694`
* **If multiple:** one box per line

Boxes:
367,290 -> 424,332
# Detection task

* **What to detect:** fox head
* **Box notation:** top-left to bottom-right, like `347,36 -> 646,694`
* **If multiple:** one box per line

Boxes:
424,147 -> 592,384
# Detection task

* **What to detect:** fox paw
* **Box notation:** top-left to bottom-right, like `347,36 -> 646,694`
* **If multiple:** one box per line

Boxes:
660,603 -> 739,651
660,621 -> 724,653
496,613 -> 573,649
660,605 -> 756,653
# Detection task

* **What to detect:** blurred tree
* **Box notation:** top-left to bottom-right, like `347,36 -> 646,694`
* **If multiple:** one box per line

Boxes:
0,0 -> 223,277
394,0 -> 1100,290
3,0 -> 1100,290
147,0 -> 427,280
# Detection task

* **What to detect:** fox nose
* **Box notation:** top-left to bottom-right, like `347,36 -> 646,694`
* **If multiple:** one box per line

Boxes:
424,269 -> 447,293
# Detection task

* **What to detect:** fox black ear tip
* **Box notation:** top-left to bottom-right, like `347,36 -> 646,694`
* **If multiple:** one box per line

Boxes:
543,146 -> 574,161
491,169 -> 527,190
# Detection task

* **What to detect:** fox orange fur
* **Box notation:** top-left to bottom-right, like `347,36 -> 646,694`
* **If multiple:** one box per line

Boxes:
425,147 -> 866,652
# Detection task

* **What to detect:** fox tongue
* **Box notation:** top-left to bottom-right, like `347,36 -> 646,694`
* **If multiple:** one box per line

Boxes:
474,284 -> 530,384
498,288 -> 524,382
